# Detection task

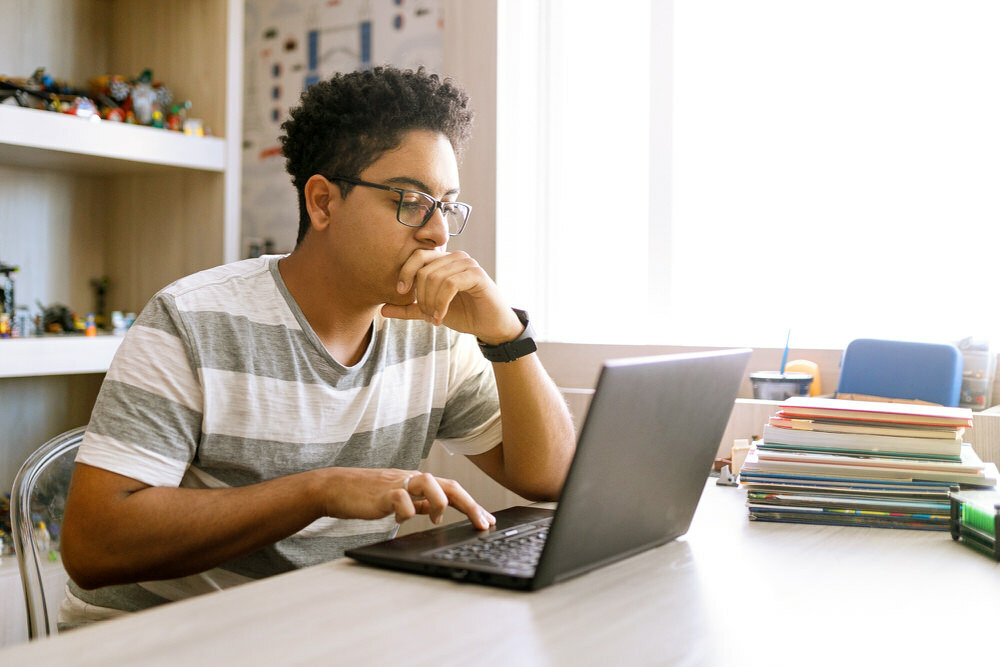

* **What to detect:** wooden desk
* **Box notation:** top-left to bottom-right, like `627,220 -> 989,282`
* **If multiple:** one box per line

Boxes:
2,481 -> 998,665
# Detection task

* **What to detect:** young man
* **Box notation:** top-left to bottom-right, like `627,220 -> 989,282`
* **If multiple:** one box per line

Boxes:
59,67 -> 575,625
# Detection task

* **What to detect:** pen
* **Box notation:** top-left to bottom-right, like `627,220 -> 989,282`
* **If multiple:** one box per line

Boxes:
779,329 -> 790,375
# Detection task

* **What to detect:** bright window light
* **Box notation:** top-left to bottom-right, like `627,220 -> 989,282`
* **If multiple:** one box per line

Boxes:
498,0 -> 1000,350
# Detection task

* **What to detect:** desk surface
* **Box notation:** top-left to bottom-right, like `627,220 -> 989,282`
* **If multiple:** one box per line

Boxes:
3,480 -> 998,666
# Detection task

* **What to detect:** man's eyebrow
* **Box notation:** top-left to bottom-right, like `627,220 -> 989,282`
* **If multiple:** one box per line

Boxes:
384,176 -> 459,197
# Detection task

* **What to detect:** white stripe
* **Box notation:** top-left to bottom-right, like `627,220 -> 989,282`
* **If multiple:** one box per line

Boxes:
59,586 -> 129,628
437,417 -> 503,456
137,569 -> 253,602
167,258 -> 300,329
201,349 -> 450,443
447,332 -> 490,401
107,325 -> 202,412
77,432 -> 190,487
180,465 -> 231,490
175,282 -> 298,328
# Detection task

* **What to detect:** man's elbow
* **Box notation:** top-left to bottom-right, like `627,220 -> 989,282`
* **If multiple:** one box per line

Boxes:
60,529 -> 100,590
60,517 -> 120,590
510,470 -> 567,503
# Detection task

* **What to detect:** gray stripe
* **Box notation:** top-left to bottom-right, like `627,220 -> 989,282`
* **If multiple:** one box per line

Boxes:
88,380 -> 202,461
67,578 -> 171,613
221,530 -> 396,579
194,411 -> 440,486
175,308 -> 451,390
66,532 -> 397,611
131,293 -> 177,334
439,366 -> 501,439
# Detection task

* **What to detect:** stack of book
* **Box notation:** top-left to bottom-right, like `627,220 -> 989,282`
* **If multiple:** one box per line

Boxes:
740,396 -> 998,530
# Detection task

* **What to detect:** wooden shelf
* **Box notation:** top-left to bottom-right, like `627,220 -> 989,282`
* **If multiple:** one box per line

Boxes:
0,105 -> 226,174
0,336 -> 123,378
0,0 -> 242,512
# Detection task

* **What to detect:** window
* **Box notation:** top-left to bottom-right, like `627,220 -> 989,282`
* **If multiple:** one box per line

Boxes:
497,0 -> 1000,350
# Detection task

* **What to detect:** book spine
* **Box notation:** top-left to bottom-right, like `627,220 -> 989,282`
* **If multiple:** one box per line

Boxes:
763,423 -> 961,456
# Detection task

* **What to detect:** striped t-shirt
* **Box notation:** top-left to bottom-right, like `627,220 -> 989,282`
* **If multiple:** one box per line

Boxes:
70,255 -> 502,613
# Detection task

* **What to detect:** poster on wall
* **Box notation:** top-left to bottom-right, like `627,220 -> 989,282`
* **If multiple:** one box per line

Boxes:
242,0 -> 444,256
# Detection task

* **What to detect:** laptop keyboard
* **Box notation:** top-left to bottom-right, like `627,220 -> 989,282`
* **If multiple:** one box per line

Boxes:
428,517 -> 553,572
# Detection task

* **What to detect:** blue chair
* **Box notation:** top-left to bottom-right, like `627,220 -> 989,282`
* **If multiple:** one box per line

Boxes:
835,339 -> 963,407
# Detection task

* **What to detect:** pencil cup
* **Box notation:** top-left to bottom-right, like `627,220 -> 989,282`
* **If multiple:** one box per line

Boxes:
750,371 -> 813,401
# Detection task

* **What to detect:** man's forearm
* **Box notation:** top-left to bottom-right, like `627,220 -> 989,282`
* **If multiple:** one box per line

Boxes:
487,354 -> 576,500
62,464 -> 329,589
62,462 -> 495,589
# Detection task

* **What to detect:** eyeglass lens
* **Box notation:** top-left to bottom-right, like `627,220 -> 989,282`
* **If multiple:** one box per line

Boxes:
398,191 -> 467,234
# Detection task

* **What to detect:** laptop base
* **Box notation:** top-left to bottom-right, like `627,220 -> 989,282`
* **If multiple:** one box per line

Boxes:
347,506 -> 555,590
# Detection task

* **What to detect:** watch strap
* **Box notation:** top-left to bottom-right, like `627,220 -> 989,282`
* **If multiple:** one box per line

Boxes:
478,308 -> 537,363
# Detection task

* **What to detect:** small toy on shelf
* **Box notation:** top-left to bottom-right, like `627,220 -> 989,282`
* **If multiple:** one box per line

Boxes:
38,302 -> 76,334
129,69 -> 156,124
0,67 -> 93,114
0,261 -> 17,318
89,69 -> 190,130
1,66 -> 204,134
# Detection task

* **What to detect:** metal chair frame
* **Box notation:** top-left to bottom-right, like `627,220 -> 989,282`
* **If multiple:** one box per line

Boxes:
10,426 -> 86,639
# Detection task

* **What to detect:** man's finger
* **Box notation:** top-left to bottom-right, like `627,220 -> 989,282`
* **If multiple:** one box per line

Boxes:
391,488 -> 416,524
401,472 -> 449,524
397,248 -> 446,295
415,262 -> 479,326
380,302 -> 429,322
436,477 -> 496,530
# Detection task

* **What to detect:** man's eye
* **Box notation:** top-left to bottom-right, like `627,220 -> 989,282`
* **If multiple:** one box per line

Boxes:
400,194 -> 431,212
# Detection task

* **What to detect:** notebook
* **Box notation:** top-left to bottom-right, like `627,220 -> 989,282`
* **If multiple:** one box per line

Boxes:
345,348 -> 751,590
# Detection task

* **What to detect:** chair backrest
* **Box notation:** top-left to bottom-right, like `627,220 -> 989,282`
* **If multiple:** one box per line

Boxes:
836,339 -> 963,407
10,426 -> 86,639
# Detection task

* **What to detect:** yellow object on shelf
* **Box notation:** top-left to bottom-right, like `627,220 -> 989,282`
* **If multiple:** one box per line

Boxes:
784,359 -> 821,395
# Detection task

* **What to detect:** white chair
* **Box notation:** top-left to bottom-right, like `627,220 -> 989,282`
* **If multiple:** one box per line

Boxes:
10,426 -> 86,639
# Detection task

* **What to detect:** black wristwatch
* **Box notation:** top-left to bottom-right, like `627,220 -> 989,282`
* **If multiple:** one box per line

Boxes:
478,308 -> 537,363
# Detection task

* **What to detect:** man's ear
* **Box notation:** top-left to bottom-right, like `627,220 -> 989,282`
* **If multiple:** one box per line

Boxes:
303,174 -> 339,231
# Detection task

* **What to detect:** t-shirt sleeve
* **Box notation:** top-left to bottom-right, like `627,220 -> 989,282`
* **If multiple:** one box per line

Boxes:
434,332 -> 503,456
76,294 -> 203,488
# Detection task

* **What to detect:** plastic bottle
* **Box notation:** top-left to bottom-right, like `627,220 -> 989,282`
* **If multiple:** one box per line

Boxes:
111,310 -> 126,334
85,313 -> 97,337
35,521 -> 51,556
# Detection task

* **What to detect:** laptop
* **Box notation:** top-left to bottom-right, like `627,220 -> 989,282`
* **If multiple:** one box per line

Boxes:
346,348 -> 751,590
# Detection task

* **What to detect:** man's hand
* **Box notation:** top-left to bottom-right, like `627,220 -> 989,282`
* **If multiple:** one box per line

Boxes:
381,249 -> 523,344
318,468 -> 496,530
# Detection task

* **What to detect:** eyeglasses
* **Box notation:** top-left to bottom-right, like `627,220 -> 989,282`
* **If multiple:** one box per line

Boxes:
323,175 -> 471,236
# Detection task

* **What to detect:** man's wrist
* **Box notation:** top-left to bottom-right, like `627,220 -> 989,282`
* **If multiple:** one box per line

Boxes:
477,308 -> 537,363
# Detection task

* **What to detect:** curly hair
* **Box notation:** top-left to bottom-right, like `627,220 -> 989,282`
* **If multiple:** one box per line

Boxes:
279,66 -> 475,245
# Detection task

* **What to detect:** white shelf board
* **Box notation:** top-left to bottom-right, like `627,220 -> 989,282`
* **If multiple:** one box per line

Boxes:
0,335 -> 123,378
0,105 -> 226,174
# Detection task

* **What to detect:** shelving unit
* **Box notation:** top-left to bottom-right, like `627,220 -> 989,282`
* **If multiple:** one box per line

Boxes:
1,6 -> 244,643
0,335 -> 124,378
0,5 -> 243,356
0,105 -> 227,174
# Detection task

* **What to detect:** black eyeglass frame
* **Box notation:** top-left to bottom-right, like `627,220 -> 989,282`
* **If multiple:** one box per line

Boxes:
323,175 -> 472,236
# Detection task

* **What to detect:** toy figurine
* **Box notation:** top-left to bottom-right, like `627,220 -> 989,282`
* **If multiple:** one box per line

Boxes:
0,262 -> 17,318
130,69 -> 156,125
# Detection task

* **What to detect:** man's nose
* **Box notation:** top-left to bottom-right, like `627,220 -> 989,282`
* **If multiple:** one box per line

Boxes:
416,206 -> 450,246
